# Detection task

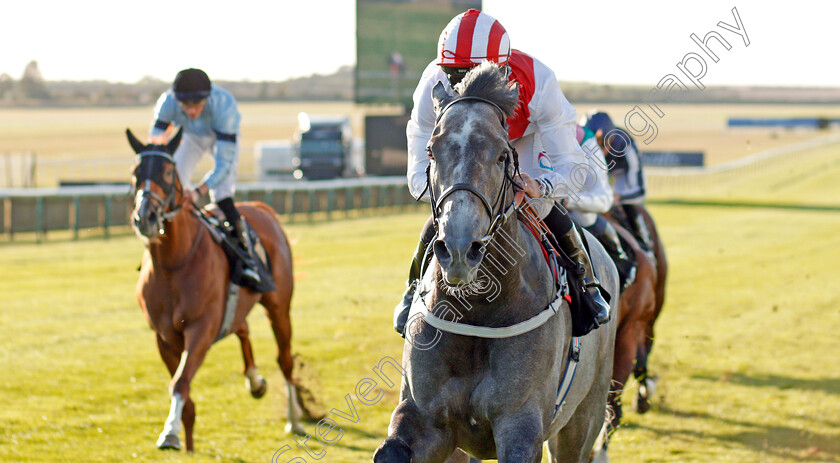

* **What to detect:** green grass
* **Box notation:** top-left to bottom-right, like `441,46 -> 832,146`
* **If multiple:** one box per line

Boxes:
1,146 -> 839,462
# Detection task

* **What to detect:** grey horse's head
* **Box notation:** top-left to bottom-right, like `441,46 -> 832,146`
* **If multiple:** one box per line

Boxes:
427,61 -> 519,286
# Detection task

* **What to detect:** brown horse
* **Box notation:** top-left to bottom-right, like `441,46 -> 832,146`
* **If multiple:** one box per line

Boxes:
126,129 -> 306,452
598,204 -> 667,449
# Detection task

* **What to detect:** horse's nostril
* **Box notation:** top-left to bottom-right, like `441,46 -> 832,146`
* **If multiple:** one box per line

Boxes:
433,240 -> 451,263
466,241 -> 485,263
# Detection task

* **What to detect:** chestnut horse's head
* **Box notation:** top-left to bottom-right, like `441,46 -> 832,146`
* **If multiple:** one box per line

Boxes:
126,128 -> 184,242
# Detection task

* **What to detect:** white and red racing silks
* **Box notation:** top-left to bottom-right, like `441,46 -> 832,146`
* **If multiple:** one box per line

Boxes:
406,49 -> 613,215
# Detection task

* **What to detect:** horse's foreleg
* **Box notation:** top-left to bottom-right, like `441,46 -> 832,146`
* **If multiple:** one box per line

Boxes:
634,292 -> 659,415
374,399 -> 455,463
235,322 -> 267,399
169,321 -> 214,452
154,334 -> 186,451
492,412 -> 544,463
633,338 -> 657,414
609,319 -> 641,435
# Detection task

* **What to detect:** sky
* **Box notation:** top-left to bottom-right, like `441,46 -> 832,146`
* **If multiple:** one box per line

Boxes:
0,1 -> 832,88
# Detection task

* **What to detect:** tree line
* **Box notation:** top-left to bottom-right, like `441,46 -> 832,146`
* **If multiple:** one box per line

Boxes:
0,61 -> 354,106
2,60 -> 839,107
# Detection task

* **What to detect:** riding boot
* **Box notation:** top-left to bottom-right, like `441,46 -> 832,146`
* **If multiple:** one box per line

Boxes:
587,217 -> 636,291
556,226 -> 611,328
394,237 -> 428,337
624,205 -> 653,251
232,218 -> 262,286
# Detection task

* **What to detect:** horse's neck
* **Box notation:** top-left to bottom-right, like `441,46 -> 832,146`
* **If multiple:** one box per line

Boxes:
432,217 -> 552,326
149,211 -> 200,269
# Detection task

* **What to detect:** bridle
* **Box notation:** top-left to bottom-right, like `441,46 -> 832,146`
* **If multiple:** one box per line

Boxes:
132,150 -> 186,235
425,96 -> 521,245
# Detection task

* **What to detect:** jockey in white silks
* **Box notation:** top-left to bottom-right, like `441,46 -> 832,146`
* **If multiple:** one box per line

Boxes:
581,111 -> 654,251
571,124 -> 636,290
394,9 -> 611,337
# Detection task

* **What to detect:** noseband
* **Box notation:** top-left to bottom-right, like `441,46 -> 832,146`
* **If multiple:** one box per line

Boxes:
133,150 -> 185,234
427,96 -> 520,244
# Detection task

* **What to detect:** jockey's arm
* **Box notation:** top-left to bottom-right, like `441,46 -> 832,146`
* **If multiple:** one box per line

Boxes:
149,92 -> 176,141
613,143 -> 647,204
406,62 -> 446,202
562,138 -> 614,213
201,94 -> 241,191
530,73 -> 611,210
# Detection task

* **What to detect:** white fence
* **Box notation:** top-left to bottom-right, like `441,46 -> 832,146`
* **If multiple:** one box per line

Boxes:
0,177 -> 421,241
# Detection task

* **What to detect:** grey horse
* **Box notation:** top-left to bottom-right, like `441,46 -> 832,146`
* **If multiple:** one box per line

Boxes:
373,62 -> 619,463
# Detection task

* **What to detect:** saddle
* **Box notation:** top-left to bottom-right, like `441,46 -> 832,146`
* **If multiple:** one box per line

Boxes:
193,206 -> 276,294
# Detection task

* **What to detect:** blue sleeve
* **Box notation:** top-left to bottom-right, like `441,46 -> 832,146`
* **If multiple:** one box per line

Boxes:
202,87 -> 241,189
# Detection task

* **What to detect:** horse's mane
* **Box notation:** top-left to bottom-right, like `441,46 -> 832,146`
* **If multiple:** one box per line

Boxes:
454,61 -> 519,118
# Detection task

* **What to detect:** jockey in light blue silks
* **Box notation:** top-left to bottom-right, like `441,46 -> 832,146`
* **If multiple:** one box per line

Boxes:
582,111 -> 654,252
149,68 -> 260,285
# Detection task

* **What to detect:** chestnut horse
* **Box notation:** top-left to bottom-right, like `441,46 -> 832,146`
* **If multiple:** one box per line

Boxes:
598,205 -> 667,450
126,129 -> 306,452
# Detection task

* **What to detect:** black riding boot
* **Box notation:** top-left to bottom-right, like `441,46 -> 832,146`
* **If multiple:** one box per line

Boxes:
555,225 -> 611,328
624,204 -> 653,251
394,218 -> 436,337
218,198 -> 262,286
393,239 -> 425,336
232,218 -> 262,286
586,216 -> 636,291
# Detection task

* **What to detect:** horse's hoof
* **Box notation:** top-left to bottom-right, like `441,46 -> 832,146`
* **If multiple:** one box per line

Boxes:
634,393 -> 651,414
249,377 -> 268,399
634,376 -> 658,414
285,422 -> 306,435
156,433 -> 181,451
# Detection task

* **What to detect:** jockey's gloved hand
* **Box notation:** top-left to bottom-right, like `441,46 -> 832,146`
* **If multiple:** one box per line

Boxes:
516,172 -> 542,198
187,189 -> 200,203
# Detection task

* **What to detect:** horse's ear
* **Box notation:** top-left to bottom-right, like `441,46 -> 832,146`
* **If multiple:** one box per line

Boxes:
432,81 -> 450,113
165,127 -> 184,155
126,128 -> 146,154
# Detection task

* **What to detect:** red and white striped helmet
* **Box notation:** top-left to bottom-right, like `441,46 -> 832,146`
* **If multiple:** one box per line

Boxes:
437,9 -> 511,68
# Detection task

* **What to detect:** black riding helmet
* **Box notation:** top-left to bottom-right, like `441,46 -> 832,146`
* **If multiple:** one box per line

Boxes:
173,68 -> 211,103
583,111 -> 629,156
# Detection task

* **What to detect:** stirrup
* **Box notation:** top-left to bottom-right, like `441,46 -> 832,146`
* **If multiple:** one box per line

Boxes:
582,281 -> 611,326
242,266 -> 261,282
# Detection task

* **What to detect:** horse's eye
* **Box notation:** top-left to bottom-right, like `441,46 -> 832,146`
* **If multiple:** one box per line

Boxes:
498,151 -> 509,164
427,147 -> 435,160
